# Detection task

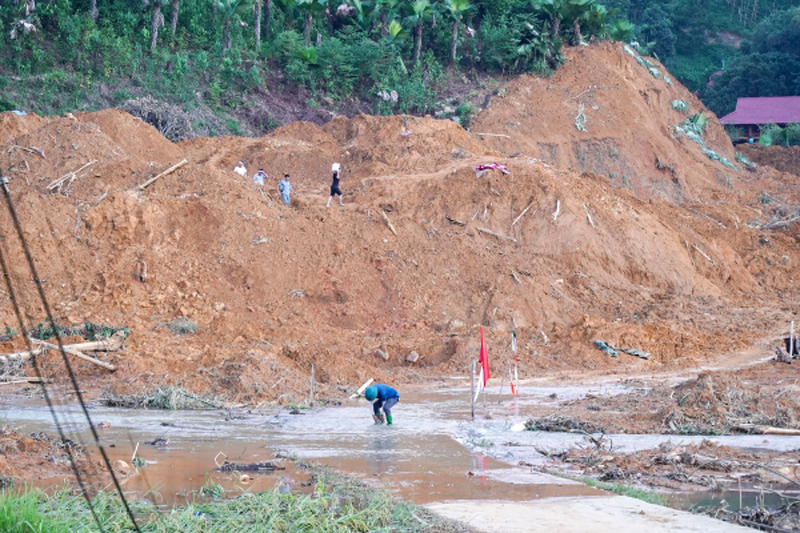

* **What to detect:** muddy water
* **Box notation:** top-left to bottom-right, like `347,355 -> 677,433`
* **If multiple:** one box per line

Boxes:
4,383 -> 798,508
0,388 -> 600,506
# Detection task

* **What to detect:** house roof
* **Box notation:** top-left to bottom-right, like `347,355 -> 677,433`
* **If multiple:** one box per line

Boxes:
720,96 -> 800,125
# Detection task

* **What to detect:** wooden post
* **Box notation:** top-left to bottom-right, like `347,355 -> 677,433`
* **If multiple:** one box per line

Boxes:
791,321 -> 795,358
470,360 -> 475,419
309,364 -> 315,407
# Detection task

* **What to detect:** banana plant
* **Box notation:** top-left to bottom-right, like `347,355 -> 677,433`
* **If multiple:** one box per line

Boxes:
348,0 -> 375,32
297,0 -> 327,45
405,0 -> 435,63
444,0 -> 470,64
217,0 -> 254,52
375,0 -> 401,37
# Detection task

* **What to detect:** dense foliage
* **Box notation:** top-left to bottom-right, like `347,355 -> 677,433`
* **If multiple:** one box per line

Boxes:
700,7 -> 800,116
0,0 -> 624,135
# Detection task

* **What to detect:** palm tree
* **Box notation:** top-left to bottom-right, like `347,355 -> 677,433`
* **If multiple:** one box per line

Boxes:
444,0 -> 470,65
406,0 -> 434,63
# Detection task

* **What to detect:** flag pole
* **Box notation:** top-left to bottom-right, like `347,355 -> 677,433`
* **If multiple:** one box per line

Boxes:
470,359 -> 475,419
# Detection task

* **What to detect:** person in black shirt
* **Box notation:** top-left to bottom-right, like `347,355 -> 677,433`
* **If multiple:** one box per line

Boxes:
326,163 -> 344,207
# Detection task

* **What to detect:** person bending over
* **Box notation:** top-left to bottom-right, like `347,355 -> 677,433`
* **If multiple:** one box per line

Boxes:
364,383 -> 399,425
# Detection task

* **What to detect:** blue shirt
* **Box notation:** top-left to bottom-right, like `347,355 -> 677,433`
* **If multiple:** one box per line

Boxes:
373,384 -> 399,401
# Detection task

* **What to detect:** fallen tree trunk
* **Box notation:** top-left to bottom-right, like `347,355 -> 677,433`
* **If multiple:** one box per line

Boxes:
30,339 -> 116,371
0,346 -> 44,365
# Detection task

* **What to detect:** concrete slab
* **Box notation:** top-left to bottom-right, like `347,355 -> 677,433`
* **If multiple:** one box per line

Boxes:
426,496 -> 752,532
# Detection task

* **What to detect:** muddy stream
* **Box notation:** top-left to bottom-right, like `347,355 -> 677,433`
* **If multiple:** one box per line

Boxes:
3,382 -> 798,511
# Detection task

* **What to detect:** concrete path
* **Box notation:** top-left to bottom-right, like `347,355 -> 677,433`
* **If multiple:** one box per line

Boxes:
426,496 -> 752,532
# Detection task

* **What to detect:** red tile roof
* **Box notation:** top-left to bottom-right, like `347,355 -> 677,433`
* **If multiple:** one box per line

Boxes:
720,96 -> 800,125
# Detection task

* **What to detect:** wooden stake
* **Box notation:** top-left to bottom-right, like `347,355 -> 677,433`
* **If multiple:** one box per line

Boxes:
791,321 -> 795,359
691,243 -> 715,265
309,364 -> 315,407
139,158 -> 188,190
552,200 -> 561,221
30,339 -> 116,371
477,227 -> 517,242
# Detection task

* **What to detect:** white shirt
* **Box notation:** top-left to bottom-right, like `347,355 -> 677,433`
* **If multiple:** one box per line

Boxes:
234,164 -> 247,177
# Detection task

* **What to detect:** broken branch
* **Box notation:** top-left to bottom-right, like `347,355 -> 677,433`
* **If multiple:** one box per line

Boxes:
477,227 -> 517,242
139,158 -> 188,190
47,160 -> 96,192
512,201 -> 535,227
553,200 -> 561,222
381,210 -> 397,235
691,243 -> 715,265
446,215 -> 466,226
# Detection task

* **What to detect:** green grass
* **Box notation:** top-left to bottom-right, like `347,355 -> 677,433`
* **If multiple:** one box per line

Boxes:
580,477 -> 667,506
0,468 -> 465,533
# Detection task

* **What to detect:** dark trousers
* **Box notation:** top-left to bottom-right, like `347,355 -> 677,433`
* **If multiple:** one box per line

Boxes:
374,396 -> 399,416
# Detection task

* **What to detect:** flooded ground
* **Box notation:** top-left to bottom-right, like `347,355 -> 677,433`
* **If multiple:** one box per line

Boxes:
3,382 -> 798,512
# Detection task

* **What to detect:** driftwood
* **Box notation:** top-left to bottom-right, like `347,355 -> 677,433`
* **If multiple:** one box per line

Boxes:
735,424 -> 800,436
446,215 -> 466,226
30,338 -> 116,371
381,210 -> 398,235
0,377 -> 52,385
139,158 -> 188,190
0,345 -> 44,365
477,227 -> 517,242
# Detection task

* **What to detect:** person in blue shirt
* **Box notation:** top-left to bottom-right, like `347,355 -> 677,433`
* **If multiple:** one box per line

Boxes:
364,384 -> 399,425
278,174 -> 294,205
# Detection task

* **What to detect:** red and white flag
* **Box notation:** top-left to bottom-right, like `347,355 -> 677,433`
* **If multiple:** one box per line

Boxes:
479,326 -> 490,386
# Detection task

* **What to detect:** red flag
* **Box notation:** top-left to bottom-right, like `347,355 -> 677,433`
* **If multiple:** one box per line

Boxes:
479,327 -> 490,386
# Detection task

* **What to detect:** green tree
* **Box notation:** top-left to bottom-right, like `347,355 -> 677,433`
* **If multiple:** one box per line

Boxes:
406,0 -> 435,63
217,0 -> 254,52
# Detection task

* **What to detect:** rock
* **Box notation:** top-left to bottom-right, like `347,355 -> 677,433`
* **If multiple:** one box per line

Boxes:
113,460 -> 132,475
406,351 -> 420,363
374,348 -> 389,361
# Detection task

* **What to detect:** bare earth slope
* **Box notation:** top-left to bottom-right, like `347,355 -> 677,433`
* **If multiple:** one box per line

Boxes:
1,42 -> 799,406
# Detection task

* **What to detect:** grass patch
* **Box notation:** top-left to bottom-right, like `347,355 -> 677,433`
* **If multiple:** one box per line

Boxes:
1,467 -> 472,532
580,477 -> 666,506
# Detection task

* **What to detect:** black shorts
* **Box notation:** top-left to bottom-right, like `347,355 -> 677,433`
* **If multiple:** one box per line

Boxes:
330,184 -> 342,196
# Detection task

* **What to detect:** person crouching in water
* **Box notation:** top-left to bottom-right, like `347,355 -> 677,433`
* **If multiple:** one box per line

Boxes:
364,384 -> 399,425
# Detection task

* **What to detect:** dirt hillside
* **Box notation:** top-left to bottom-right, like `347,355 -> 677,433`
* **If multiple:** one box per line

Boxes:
1,42 -> 799,406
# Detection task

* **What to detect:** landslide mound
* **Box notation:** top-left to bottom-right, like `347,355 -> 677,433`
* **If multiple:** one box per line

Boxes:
737,144 -> 800,178
1,46 -> 800,406
471,42 -> 742,203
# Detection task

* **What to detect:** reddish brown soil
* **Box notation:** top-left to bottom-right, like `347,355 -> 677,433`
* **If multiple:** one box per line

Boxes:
737,144 -> 800,178
1,41 -> 799,426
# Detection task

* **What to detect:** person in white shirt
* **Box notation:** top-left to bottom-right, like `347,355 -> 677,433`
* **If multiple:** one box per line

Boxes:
234,161 -> 247,177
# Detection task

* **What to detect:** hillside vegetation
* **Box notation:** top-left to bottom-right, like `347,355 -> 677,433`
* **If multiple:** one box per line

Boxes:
2,0 -> 799,138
